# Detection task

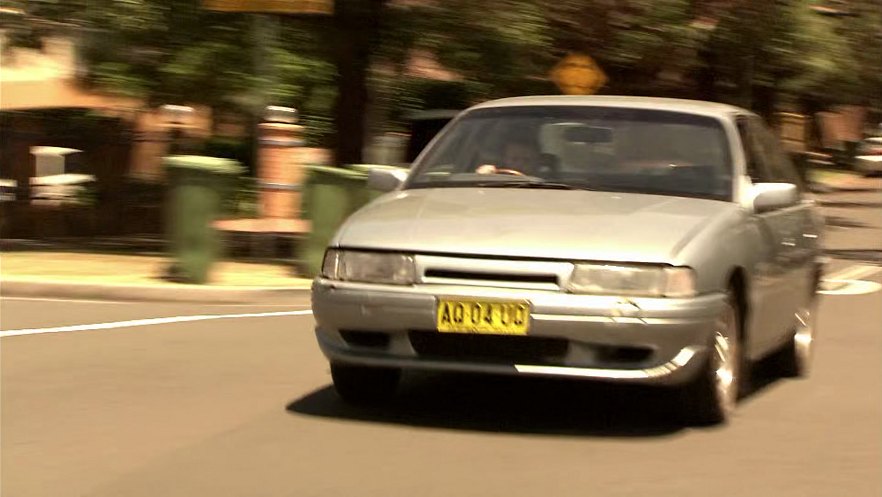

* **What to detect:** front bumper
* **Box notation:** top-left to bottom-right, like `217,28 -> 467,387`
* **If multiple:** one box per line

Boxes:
856,155 -> 882,174
311,279 -> 727,386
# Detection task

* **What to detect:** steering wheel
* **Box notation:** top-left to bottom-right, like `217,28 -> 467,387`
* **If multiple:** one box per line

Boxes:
476,165 -> 526,176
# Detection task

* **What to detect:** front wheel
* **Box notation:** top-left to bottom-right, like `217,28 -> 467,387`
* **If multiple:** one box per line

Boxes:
330,363 -> 401,405
772,303 -> 816,378
681,295 -> 742,425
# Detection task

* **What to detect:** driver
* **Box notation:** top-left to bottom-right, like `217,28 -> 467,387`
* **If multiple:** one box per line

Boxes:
502,141 -> 540,173
476,133 -> 541,176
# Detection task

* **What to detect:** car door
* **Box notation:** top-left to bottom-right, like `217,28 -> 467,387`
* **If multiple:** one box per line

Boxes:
752,117 -> 820,338
737,116 -> 801,358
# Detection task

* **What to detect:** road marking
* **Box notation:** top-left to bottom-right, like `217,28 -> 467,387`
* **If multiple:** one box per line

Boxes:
819,265 -> 882,296
824,264 -> 882,282
0,296 -> 310,308
819,279 -> 882,296
0,297 -> 134,304
200,303 -> 312,308
0,310 -> 313,338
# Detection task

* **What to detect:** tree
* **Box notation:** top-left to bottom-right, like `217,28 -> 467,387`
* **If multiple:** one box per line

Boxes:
324,0 -> 385,164
8,0 -> 879,166
3,0 -> 336,143
833,0 -> 882,108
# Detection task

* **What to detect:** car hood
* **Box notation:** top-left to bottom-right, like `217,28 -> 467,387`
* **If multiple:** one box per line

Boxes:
334,188 -> 738,263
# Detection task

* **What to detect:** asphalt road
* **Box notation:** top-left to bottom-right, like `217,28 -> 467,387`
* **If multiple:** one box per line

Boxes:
2,185 -> 881,497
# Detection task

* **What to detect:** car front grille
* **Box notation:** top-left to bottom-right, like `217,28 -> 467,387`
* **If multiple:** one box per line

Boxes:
415,255 -> 572,291
340,330 -> 391,349
423,269 -> 559,285
408,331 -> 569,365
595,344 -> 653,365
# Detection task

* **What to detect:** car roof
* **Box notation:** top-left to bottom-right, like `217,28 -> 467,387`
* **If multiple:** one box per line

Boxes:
469,95 -> 747,119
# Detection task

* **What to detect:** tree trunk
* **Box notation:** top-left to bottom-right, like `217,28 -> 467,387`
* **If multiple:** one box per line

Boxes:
754,83 -> 776,121
331,0 -> 385,166
696,48 -> 718,102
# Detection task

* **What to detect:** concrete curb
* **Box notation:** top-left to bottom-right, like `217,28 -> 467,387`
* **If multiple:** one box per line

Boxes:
813,172 -> 882,193
0,279 -> 312,304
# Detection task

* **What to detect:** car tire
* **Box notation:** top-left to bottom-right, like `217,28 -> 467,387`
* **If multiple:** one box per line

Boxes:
330,363 -> 401,405
772,301 -> 816,378
681,293 -> 742,426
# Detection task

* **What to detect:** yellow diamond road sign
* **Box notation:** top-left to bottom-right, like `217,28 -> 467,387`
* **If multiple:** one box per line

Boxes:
550,53 -> 608,95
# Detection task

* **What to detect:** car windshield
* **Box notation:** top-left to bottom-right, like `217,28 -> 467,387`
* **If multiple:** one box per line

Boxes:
407,106 -> 733,201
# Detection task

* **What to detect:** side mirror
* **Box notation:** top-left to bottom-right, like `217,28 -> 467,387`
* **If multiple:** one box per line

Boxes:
367,168 -> 409,192
751,183 -> 798,213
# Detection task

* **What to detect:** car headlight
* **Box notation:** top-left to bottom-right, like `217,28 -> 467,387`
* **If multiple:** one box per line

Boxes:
567,264 -> 696,298
322,249 -> 416,285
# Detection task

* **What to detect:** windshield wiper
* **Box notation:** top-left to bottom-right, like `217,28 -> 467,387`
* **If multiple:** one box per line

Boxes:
473,180 -> 597,191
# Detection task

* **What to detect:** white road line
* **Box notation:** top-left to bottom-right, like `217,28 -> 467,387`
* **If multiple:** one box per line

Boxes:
824,264 -> 882,282
0,310 -> 313,338
197,303 -> 313,308
0,296 -> 310,308
819,279 -> 882,296
0,296 -> 134,304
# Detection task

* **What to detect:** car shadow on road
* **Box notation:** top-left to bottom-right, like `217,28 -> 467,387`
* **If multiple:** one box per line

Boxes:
288,363 -> 795,438
288,371 -> 701,438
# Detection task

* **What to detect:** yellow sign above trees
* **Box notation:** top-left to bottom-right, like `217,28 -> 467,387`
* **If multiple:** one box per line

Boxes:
550,53 -> 608,95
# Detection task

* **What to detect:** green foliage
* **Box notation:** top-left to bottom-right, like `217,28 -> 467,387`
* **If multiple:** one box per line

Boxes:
7,0 -> 881,155
706,0 -> 880,108
0,108 -> 125,140
74,1 -> 257,108
781,2 -> 862,99
7,0 -> 336,143
423,0 -> 552,97
73,182 -> 99,207
221,176 -> 259,218
202,136 -> 256,174
606,0 -> 696,67
263,42 -> 337,144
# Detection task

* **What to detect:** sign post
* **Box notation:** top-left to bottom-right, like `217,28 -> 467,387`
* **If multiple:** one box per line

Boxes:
203,0 -> 332,14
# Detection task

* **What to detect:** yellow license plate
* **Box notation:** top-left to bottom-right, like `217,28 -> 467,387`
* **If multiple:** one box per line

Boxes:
436,299 -> 531,335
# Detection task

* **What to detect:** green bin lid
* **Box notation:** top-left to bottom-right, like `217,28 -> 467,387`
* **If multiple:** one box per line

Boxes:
348,164 -> 408,174
163,155 -> 245,175
304,165 -> 367,180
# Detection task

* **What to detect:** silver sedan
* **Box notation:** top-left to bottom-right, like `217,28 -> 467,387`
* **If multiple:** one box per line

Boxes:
311,96 -> 825,425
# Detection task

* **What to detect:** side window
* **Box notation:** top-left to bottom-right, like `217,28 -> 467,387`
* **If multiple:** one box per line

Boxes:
417,119 -> 467,173
737,117 -> 770,182
752,117 -> 804,191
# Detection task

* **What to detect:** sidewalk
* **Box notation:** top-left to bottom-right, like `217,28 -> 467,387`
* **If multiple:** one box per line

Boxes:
1,252 -> 313,303
808,169 -> 881,192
